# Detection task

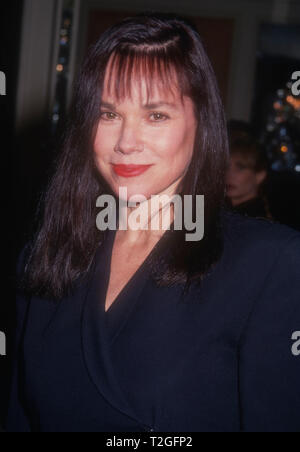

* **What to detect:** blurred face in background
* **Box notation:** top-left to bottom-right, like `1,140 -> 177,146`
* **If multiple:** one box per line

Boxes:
226,153 -> 267,206
93,59 -> 197,203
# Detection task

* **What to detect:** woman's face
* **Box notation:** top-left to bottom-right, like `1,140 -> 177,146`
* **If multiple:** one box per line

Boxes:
225,154 -> 266,205
93,67 -> 197,201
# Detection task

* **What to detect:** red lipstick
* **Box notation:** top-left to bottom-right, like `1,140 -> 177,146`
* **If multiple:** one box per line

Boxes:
112,164 -> 153,177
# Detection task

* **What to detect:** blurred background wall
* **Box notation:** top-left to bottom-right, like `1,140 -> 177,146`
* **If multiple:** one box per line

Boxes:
1,0 -> 300,427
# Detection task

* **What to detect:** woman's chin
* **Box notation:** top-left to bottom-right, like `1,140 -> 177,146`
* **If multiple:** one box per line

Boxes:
113,186 -> 153,203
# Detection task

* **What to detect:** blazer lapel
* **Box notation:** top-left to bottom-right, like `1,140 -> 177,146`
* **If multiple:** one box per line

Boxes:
81,227 -> 152,427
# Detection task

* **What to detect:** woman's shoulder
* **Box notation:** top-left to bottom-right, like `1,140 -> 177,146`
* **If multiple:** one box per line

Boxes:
221,208 -> 300,253
220,210 -> 300,352
218,209 -> 300,286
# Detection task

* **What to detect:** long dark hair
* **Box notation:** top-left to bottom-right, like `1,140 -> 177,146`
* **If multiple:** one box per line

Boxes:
22,12 -> 229,300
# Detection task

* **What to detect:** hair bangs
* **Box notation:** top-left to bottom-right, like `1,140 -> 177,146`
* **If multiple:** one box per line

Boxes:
103,46 -> 192,103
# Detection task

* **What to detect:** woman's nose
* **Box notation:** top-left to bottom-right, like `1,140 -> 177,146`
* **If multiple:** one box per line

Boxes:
114,121 -> 144,154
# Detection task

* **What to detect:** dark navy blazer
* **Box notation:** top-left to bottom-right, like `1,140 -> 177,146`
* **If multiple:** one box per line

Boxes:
6,211 -> 300,432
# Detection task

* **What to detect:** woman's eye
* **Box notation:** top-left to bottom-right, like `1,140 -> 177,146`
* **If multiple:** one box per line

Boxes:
150,112 -> 169,121
100,112 -> 118,121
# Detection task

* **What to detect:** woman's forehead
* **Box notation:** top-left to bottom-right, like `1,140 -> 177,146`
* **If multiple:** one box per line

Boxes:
232,152 -> 255,166
102,52 -> 184,104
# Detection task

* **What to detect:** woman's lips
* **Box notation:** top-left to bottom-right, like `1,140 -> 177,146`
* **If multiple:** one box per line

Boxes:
112,164 -> 153,177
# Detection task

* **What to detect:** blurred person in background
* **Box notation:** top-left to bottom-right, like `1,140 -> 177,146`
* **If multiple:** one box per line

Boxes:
226,137 -> 273,220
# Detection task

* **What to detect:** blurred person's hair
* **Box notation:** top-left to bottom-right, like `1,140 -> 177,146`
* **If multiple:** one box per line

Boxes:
227,120 -> 255,146
21,12 -> 229,300
230,137 -> 270,173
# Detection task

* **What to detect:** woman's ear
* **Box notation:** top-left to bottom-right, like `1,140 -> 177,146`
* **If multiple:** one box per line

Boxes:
255,170 -> 267,186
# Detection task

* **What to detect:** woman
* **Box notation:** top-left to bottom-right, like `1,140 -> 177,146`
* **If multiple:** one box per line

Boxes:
7,13 -> 300,432
225,137 -> 273,219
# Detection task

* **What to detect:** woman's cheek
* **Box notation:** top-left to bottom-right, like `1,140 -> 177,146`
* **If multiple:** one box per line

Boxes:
153,127 -> 186,159
243,171 -> 256,186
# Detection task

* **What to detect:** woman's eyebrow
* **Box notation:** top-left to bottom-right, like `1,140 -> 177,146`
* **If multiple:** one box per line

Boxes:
100,101 -> 116,109
99,101 -> 179,110
142,102 -> 179,110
